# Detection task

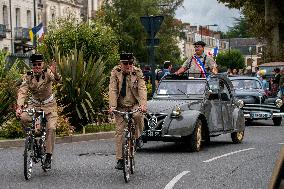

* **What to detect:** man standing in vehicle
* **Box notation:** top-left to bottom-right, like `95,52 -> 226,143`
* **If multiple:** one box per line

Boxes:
108,53 -> 147,170
175,41 -> 218,77
16,54 -> 61,170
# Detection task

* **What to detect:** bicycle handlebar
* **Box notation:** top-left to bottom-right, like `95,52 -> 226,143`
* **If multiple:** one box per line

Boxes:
22,108 -> 45,116
112,109 -> 140,115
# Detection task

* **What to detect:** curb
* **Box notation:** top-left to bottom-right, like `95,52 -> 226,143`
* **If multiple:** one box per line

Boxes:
0,131 -> 115,149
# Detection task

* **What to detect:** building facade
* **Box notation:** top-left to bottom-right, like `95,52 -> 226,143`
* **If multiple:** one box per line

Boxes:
0,0 -> 104,54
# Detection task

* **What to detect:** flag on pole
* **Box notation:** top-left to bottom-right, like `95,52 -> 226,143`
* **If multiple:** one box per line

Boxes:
32,23 -> 44,39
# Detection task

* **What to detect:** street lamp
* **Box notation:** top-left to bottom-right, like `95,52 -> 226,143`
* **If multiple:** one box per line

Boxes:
200,24 -> 218,41
248,46 -> 253,75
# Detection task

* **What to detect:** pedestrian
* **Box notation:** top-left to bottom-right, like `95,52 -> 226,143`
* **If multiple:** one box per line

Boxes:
155,60 -> 173,86
227,68 -> 233,76
16,54 -> 61,170
143,65 -> 152,84
232,68 -> 238,75
108,53 -> 147,170
174,41 -> 218,77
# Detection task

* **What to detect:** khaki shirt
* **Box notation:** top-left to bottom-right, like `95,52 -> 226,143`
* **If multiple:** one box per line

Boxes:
182,53 -> 217,75
17,68 -> 61,107
109,65 -> 147,108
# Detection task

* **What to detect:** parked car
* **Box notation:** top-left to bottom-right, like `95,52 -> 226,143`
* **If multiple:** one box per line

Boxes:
259,62 -> 284,79
229,76 -> 284,126
141,74 -> 245,152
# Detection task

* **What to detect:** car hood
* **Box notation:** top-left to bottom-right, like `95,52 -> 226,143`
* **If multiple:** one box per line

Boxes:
234,89 -> 265,97
147,99 -> 199,114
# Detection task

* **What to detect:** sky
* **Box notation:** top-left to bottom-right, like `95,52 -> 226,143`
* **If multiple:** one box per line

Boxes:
175,0 -> 241,32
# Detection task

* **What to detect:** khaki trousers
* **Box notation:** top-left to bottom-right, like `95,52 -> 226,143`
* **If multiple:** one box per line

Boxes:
115,105 -> 144,160
20,102 -> 57,154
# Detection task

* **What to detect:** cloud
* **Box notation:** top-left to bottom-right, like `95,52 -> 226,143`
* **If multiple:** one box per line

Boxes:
175,0 -> 241,32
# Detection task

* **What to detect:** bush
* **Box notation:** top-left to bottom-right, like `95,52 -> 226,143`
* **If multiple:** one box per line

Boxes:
0,118 -> 24,139
84,123 -> 115,134
56,106 -> 74,137
216,49 -> 245,70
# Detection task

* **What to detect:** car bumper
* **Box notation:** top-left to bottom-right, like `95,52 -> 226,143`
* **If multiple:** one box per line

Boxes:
141,130 -> 182,142
244,112 -> 284,119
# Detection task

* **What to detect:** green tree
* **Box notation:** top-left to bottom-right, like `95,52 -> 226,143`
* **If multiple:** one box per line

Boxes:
100,0 -> 184,66
217,0 -> 284,62
38,17 -> 119,73
216,49 -> 245,70
224,17 -> 253,38
0,51 -> 27,126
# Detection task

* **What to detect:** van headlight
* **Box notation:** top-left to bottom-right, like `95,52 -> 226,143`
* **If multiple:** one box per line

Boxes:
236,100 -> 244,108
171,106 -> 181,118
275,99 -> 283,108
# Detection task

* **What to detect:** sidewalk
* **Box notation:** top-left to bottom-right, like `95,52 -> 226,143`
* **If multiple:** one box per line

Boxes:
0,131 -> 115,148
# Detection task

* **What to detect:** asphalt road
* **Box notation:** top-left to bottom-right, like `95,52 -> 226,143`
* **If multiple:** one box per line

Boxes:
0,120 -> 283,189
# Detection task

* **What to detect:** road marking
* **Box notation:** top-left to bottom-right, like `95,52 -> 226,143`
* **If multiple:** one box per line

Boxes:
164,171 -> 190,189
279,143 -> 284,145
203,148 -> 255,163
249,126 -> 273,128
0,148 -> 3,150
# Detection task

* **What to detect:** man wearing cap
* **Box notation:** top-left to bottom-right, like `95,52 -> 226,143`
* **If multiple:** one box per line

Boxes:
175,41 -> 218,77
16,54 -> 61,170
108,53 -> 147,170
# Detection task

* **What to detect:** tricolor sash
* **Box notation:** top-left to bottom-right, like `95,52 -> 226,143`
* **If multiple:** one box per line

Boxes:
193,55 -> 207,78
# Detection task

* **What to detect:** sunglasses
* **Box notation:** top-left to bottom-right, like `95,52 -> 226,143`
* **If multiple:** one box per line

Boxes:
122,61 -> 133,66
194,45 -> 203,48
32,62 -> 42,67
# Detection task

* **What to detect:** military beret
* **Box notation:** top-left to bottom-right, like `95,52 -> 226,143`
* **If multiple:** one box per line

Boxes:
120,53 -> 134,62
193,41 -> 206,47
30,54 -> 44,62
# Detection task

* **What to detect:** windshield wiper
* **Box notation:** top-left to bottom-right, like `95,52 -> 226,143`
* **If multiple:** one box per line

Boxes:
177,88 -> 189,97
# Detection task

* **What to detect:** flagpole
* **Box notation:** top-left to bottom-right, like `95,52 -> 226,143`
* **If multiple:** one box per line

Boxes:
33,0 -> 37,50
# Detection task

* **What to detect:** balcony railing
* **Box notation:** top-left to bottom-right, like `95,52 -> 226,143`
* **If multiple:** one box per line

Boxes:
14,27 -> 30,41
0,24 -> 7,38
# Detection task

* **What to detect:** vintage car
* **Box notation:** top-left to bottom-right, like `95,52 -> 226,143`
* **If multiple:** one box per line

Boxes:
229,76 -> 284,126
141,74 -> 245,152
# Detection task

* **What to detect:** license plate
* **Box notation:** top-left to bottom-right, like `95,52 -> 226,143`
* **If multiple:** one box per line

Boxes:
251,112 -> 271,118
143,130 -> 161,137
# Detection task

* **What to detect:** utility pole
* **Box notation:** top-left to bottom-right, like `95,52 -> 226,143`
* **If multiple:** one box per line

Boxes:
140,16 -> 164,96
33,0 -> 37,49
9,0 -> 13,53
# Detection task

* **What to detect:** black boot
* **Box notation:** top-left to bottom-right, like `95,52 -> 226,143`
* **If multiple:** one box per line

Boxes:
115,159 -> 123,170
43,153 -> 52,170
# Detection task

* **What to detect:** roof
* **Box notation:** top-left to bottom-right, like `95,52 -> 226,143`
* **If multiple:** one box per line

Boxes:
221,38 -> 258,47
258,62 -> 284,67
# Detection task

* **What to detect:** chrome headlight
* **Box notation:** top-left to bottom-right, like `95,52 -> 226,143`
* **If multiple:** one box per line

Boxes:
236,100 -> 244,108
275,99 -> 283,108
171,106 -> 181,118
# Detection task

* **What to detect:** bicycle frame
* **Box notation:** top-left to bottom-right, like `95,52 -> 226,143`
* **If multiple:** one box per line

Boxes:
112,109 -> 139,183
23,108 -> 47,180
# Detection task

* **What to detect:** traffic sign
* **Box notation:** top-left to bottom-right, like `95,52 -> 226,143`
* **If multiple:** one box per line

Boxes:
140,16 -> 164,38
146,38 -> 159,46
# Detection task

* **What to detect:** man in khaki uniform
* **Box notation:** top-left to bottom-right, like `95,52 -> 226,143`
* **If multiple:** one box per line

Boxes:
109,53 -> 147,170
175,41 -> 218,77
16,54 -> 61,170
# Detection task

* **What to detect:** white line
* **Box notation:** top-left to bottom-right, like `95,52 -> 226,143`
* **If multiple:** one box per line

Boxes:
203,148 -> 255,163
249,126 -> 273,128
279,143 -> 284,145
164,171 -> 190,189
0,148 -> 3,150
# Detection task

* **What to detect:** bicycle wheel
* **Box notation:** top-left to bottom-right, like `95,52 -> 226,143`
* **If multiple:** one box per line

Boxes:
24,136 -> 33,180
122,131 -> 130,183
39,138 -> 47,172
130,135 -> 135,174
